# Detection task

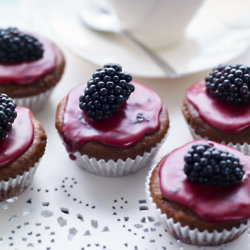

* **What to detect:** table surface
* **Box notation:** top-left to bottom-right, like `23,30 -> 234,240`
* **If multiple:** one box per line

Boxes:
1,0 -> 250,249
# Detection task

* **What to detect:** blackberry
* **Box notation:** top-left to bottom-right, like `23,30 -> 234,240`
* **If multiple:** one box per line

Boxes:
0,94 -> 17,138
0,27 -> 44,63
184,143 -> 245,187
205,64 -> 250,104
79,63 -> 135,121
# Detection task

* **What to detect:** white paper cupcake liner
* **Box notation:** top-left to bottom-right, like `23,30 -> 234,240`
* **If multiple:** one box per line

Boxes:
145,165 -> 250,246
189,127 -> 250,155
0,163 -> 39,201
14,88 -> 54,113
73,132 -> 168,177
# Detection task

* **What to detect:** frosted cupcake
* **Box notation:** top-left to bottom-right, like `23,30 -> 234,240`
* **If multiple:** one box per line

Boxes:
182,64 -> 250,154
146,139 -> 250,246
56,63 -> 169,176
0,94 -> 47,200
0,27 -> 65,112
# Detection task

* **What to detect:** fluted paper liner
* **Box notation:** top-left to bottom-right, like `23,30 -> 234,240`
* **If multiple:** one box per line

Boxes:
189,127 -> 250,155
145,165 -> 250,246
73,133 -> 168,177
14,88 -> 54,112
0,163 -> 39,201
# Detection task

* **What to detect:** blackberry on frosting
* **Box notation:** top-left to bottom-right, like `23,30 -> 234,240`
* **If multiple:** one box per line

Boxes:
205,64 -> 250,104
0,27 -> 44,63
79,63 -> 135,121
184,143 -> 245,187
0,93 -> 17,138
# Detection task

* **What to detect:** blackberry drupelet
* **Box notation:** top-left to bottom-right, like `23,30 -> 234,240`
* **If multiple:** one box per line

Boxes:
0,27 -> 44,63
184,143 -> 245,187
79,63 -> 135,121
0,94 -> 17,138
205,64 -> 250,104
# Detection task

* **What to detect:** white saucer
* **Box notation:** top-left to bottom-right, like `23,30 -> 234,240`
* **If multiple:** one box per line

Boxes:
49,0 -> 250,78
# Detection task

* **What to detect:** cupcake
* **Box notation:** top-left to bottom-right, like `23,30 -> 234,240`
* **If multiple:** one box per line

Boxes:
146,139 -> 250,246
0,94 -> 47,201
182,64 -> 250,154
55,63 -> 169,176
0,27 -> 65,112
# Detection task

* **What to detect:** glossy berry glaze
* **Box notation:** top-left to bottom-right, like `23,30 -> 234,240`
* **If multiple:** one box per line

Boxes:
0,106 -> 34,167
0,34 -> 56,85
61,81 -> 162,153
159,139 -> 250,223
187,80 -> 250,133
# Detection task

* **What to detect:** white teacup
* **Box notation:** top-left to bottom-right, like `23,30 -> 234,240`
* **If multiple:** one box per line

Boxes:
107,0 -> 204,49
